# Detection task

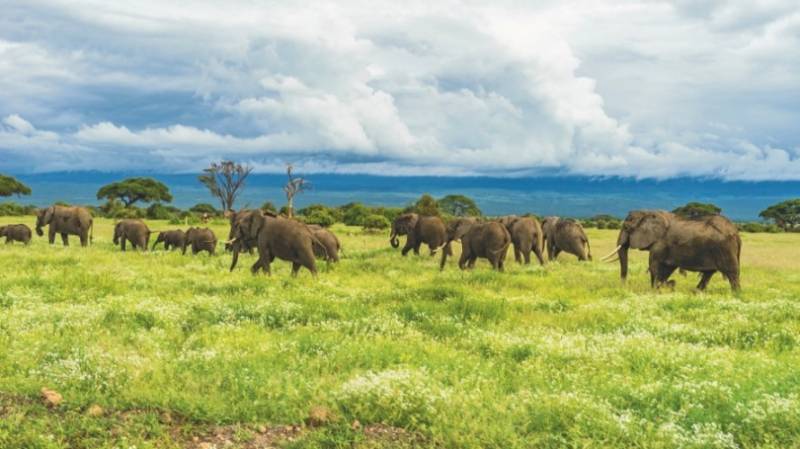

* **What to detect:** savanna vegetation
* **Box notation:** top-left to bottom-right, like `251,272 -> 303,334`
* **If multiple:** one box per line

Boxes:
1,215 -> 799,449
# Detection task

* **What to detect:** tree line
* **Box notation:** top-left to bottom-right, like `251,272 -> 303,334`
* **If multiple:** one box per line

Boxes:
1,171 -> 799,233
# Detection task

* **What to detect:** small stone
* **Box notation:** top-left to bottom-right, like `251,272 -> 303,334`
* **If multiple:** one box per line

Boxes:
351,419 -> 361,430
40,387 -> 63,408
257,425 -> 267,434
87,404 -> 103,417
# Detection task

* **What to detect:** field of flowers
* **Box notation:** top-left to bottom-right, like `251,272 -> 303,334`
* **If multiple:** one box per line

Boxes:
1,217 -> 799,448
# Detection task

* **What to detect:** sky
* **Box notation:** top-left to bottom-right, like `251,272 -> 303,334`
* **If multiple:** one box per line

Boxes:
0,0 -> 798,179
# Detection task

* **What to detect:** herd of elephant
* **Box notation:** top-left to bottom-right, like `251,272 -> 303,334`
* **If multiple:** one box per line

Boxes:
1,204 -> 742,291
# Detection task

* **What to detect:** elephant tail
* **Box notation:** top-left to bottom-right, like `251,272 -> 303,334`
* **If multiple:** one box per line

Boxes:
489,237 -> 512,258
89,219 -> 94,245
310,235 -> 329,262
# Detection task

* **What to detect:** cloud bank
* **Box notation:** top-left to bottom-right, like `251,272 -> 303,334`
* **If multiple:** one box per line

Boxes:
0,0 -> 798,179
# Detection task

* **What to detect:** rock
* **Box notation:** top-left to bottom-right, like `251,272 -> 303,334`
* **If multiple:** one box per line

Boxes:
87,404 -> 103,417
306,405 -> 335,427
40,387 -> 62,408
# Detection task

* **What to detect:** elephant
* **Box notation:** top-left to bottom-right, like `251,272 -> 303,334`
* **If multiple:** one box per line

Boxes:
440,218 -> 510,271
35,205 -> 93,247
151,230 -> 186,251
0,224 -> 32,245
389,213 -> 447,256
307,224 -> 341,262
227,211 -> 321,277
542,217 -> 592,261
183,227 -> 217,255
601,210 -> 741,291
113,219 -> 151,251
498,215 -> 545,265
439,217 -> 481,269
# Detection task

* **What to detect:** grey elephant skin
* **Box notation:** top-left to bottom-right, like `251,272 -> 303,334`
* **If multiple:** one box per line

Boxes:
498,215 -> 546,265
152,230 -> 186,250
183,227 -> 217,255
608,210 -> 741,291
389,213 -> 447,256
440,218 -> 510,271
307,224 -> 340,262
113,219 -> 151,251
542,217 -> 592,261
35,205 -> 94,246
228,211 -> 320,277
0,224 -> 32,245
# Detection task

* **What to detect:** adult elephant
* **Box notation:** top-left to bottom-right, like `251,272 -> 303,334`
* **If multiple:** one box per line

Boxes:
542,217 -> 592,261
0,224 -> 32,245
35,205 -> 93,247
389,213 -> 447,256
227,211 -> 320,277
498,215 -> 545,265
152,230 -> 185,251
226,209 -> 260,270
601,210 -> 741,291
307,224 -> 340,262
440,218 -> 510,271
183,227 -> 217,255
113,219 -> 151,251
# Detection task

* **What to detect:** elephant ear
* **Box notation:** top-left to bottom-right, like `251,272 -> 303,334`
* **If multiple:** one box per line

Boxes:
453,219 -> 473,240
43,206 -> 55,224
629,213 -> 668,249
246,214 -> 265,240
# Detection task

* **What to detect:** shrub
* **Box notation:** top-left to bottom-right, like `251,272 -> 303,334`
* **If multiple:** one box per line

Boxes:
305,209 -> 336,227
261,201 -> 277,213
146,203 -> 180,220
189,203 -> 218,216
363,214 -> 390,230
343,203 -> 370,226
0,202 -> 37,216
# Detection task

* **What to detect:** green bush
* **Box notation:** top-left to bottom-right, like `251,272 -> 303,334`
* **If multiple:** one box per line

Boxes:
305,209 -> 336,227
362,214 -> 390,230
189,203 -> 218,215
343,203 -> 370,226
261,201 -> 277,213
0,202 -> 37,216
146,203 -> 180,220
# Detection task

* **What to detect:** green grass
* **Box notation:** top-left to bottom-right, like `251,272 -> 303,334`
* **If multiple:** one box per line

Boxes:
1,217 -> 799,448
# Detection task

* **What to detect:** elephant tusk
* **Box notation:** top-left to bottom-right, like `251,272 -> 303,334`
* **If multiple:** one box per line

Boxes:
225,237 -> 238,245
600,245 -> 622,261
604,254 -> 620,263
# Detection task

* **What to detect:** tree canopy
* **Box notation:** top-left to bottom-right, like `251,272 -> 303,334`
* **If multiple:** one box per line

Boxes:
412,194 -> 440,216
96,177 -> 172,207
0,174 -> 31,197
672,202 -> 721,219
759,199 -> 800,231
438,194 -> 481,216
198,161 -> 253,212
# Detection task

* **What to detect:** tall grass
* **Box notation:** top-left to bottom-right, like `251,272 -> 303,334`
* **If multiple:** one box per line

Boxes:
0,218 -> 799,448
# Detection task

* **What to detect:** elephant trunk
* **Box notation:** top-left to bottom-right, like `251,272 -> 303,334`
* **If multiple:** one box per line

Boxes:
617,230 -> 629,281
439,241 -> 452,270
230,242 -> 241,272
389,225 -> 399,248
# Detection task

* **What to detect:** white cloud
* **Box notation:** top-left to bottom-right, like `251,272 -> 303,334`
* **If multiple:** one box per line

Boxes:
0,0 -> 797,179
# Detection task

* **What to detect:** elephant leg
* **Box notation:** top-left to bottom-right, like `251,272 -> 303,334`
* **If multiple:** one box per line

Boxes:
121,238 -> 127,251
458,249 -> 470,270
428,243 -> 438,256
61,233 -> 69,246
723,270 -> 740,292
80,232 -> 88,247
523,247 -> 531,265
552,248 -> 561,260
513,244 -> 522,264
401,236 -> 415,256
533,244 -> 545,266
413,241 -> 422,256
48,228 -> 56,245
696,271 -> 715,291
655,264 -> 678,289
291,262 -> 301,277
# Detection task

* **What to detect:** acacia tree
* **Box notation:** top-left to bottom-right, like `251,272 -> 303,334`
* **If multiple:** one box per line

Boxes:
0,174 -> 31,197
96,177 -> 172,207
759,199 -> 800,231
438,194 -> 481,216
198,161 -> 253,213
283,164 -> 311,218
672,202 -> 721,219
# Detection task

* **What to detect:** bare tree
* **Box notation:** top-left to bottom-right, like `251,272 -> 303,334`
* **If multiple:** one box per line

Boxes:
283,164 -> 311,218
198,161 -> 253,213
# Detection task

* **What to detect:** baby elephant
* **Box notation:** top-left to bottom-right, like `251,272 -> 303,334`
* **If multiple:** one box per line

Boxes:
0,224 -> 32,245
307,224 -> 340,262
152,230 -> 186,251
183,227 -> 217,255
113,219 -> 151,251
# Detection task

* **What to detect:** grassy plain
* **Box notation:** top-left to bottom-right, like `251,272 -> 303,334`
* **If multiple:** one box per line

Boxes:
1,217 -> 799,448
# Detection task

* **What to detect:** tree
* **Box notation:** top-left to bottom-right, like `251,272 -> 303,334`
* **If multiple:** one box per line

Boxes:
363,214 -> 390,230
283,164 -> 311,218
438,194 -> 481,217
759,199 -> 800,231
672,202 -> 721,219
0,174 -> 31,197
96,177 -> 172,207
342,203 -> 370,226
189,203 -> 218,215
198,161 -> 253,213
261,201 -> 277,213
413,194 -> 440,216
